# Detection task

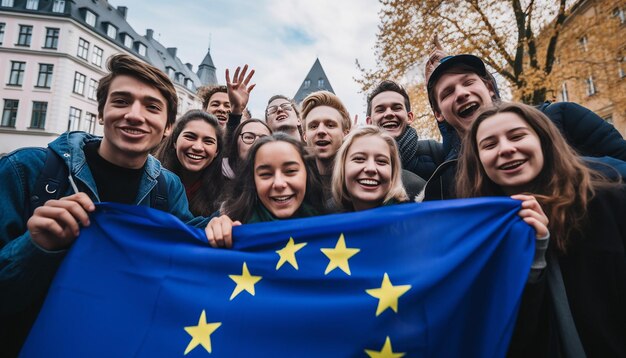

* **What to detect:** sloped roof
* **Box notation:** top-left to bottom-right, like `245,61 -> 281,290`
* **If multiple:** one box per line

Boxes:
293,58 -> 335,103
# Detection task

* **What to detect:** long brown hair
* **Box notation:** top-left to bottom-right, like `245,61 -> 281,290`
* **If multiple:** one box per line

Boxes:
456,102 -> 614,252
154,110 -> 224,216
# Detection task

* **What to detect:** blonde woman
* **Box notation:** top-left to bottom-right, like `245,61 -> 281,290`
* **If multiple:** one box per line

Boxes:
332,125 -> 408,211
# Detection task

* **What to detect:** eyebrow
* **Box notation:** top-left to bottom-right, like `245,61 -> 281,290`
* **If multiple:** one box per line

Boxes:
255,161 -> 301,171
110,91 -> 165,106
477,126 -> 528,145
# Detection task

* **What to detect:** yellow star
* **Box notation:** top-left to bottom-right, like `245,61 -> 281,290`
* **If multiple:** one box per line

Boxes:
366,273 -> 412,316
364,336 -> 405,358
320,233 -> 360,275
275,237 -> 308,270
183,310 -> 222,355
229,262 -> 262,300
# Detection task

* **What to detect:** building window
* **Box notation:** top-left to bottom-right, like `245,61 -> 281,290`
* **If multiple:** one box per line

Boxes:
166,67 -> 175,78
318,78 -> 324,88
585,76 -> 596,96
44,27 -> 59,49
73,72 -> 86,95
8,61 -> 26,86
36,64 -> 53,88
0,23 -> 5,45
52,0 -> 65,12
579,36 -> 588,52
68,107 -> 81,131
176,73 -> 184,83
30,101 -> 47,129
614,7 -> 625,24
85,112 -> 96,134
185,78 -> 194,91
17,25 -> 33,46
1,0 -> 15,6
123,34 -> 132,48
25,0 -> 38,10
85,10 -> 96,27
106,24 -> 117,39
560,82 -> 569,102
136,43 -> 147,56
77,38 -> 89,60
87,79 -> 98,100
2,99 -> 18,127
303,79 -> 310,89
92,46 -> 103,66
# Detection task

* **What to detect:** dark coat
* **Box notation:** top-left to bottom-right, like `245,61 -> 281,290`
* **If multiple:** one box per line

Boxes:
508,185 -> 626,357
422,101 -> 626,201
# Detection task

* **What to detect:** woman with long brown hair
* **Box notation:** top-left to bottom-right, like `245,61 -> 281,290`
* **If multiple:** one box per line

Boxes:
456,102 -> 626,356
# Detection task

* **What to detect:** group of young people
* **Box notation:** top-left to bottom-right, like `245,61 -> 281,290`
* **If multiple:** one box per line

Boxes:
1,44 -> 625,356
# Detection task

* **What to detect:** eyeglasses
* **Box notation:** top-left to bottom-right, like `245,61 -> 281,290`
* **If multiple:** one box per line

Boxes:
266,103 -> 293,115
240,132 -> 267,144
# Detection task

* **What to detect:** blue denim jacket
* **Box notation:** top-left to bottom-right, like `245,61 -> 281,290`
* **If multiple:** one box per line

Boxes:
0,131 -> 204,314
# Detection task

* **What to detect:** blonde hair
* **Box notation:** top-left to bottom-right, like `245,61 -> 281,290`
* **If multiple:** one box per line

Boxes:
300,91 -> 352,132
332,125 -> 407,211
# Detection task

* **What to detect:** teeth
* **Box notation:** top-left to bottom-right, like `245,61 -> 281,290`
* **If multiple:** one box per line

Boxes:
186,153 -> 204,160
458,103 -> 479,117
123,128 -> 144,134
358,179 -> 379,186
381,122 -> 398,129
273,195 -> 292,202
500,160 -> 524,169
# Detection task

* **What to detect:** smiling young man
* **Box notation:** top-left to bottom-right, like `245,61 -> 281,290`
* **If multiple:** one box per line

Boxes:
366,80 -> 443,180
422,53 -> 626,200
0,54 -> 201,354
265,95 -> 304,141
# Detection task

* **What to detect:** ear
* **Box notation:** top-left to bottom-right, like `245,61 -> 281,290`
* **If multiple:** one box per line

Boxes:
163,123 -> 172,137
434,111 -> 445,123
302,131 -> 307,141
98,115 -> 104,125
406,111 -> 415,125
366,116 -> 372,125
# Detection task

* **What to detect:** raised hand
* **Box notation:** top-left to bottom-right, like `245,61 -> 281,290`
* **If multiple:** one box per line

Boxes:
424,34 -> 448,84
27,192 -> 95,250
225,65 -> 256,115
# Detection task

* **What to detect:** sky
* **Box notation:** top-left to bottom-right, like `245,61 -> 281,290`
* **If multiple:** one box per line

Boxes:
108,0 -> 383,122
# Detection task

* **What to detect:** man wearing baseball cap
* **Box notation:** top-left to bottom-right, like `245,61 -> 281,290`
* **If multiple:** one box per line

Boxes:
421,49 -> 626,200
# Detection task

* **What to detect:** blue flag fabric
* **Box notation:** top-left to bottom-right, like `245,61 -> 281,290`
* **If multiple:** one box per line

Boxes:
22,198 -> 534,357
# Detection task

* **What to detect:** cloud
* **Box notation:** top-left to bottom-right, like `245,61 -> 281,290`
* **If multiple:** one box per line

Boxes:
110,0 -> 381,120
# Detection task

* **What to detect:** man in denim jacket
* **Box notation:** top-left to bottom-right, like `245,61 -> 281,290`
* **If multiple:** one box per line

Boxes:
0,54 -> 202,355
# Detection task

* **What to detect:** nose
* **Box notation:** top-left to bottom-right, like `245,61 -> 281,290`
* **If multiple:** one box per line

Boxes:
363,158 -> 377,174
454,86 -> 470,102
498,140 -> 516,156
272,172 -> 287,190
191,139 -> 203,151
382,106 -> 395,118
124,101 -> 144,123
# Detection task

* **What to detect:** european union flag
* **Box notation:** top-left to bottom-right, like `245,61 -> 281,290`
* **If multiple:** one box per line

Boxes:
22,198 -> 534,357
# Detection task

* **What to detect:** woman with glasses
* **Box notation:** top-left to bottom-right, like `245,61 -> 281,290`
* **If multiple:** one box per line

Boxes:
154,110 -> 225,216
264,95 -> 304,141
222,119 -> 272,179
206,133 -> 326,248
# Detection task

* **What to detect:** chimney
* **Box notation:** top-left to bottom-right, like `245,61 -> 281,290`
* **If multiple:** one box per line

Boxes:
167,47 -> 177,58
185,63 -> 193,71
117,6 -> 127,19
146,29 -> 154,40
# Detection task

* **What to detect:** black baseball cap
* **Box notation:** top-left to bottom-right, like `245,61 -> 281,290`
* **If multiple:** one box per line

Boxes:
427,54 -> 498,110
